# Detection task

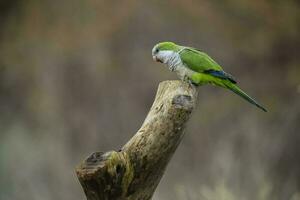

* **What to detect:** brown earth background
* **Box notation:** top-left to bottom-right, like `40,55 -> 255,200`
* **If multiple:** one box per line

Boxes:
0,0 -> 300,199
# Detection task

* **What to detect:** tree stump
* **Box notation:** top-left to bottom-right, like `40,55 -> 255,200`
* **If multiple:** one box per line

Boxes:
76,80 -> 198,200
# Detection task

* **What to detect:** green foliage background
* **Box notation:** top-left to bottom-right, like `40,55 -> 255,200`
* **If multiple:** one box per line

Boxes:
0,0 -> 299,199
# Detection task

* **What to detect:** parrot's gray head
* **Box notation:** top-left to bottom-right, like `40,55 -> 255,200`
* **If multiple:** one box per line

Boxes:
152,42 -> 182,71
152,46 -> 174,64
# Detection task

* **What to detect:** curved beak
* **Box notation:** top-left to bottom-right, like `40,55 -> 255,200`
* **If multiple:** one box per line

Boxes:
153,55 -> 163,63
152,55 -> 157,62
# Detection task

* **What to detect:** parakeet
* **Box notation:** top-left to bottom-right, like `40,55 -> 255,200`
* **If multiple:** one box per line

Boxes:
152,41 -> 267,112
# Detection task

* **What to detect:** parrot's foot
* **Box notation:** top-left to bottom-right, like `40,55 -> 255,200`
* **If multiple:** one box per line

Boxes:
182,76 -> 198,88
182,75 -> 190,83
188,80 -> 198,89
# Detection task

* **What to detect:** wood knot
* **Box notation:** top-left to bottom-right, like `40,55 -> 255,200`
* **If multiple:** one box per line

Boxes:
86,152 -> 105,164
172,95 -> 193,110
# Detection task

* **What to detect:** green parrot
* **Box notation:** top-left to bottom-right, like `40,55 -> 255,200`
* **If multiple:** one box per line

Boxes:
152,41 -> 267,112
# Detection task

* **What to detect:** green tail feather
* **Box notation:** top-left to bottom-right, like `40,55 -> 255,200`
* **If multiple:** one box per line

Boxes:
224,81 -> 267,112
190,73 -> 267,112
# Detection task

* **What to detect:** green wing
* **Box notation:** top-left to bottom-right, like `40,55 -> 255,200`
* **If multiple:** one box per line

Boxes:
180,47 -> 223,72
180,47 -> 237,83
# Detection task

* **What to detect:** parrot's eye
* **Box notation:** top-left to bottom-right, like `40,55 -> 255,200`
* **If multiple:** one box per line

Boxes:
155,48 -> 159,53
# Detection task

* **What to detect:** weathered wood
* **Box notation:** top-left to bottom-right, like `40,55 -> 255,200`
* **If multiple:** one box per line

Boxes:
76,80 -> 198,200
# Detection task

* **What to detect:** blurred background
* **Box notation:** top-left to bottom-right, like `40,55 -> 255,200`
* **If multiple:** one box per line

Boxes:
0,0 -> 300,199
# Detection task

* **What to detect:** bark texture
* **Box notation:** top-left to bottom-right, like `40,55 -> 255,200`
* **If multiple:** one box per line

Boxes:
76,80 -> 198,200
